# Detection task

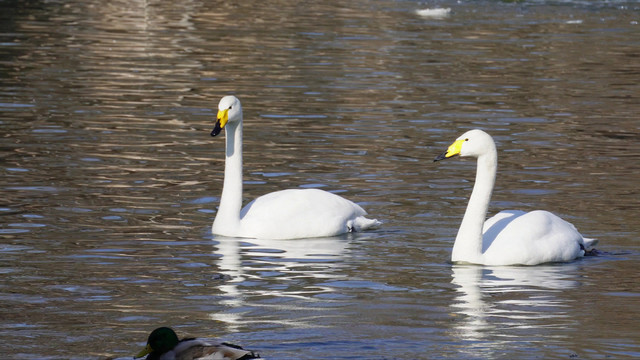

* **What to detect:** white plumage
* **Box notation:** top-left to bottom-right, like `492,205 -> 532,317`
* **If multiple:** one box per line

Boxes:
210,95 -> 380,240
435,129 -> 597,265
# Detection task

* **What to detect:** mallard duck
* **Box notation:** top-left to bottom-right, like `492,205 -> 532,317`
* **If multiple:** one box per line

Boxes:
210,95 -> 380,239
434,129 -> 598,265
134,327 -> 260,360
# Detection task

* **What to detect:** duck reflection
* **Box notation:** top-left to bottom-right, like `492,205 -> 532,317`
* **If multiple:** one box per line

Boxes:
211,235 -> 351,331
450,263 -> 583,350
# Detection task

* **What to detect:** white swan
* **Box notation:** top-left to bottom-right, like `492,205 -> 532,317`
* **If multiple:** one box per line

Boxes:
434,129 -> 597,266
209,95 -> 380,240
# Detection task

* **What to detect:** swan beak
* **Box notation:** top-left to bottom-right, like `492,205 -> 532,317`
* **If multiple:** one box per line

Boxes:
134,344 -> 152,358
211,108 -> 230,137
434,139 -> 464,162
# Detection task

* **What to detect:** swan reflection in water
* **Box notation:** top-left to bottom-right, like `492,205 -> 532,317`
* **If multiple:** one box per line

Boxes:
210,235 -> 353,331
450,263 -> 587,354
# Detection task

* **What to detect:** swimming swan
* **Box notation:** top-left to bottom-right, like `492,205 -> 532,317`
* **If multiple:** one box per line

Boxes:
434,129 -> 597,266
210,95 -> 380,240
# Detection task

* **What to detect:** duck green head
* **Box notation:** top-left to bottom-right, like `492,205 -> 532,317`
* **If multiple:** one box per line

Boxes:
135,327 -> 180,358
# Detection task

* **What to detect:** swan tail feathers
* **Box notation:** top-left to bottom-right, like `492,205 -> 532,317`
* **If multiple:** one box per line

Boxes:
582,237 -> 598,249
349,217 -> 381,232
581,237 -> 599,257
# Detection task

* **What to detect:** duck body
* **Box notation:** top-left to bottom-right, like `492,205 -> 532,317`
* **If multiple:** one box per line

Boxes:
210,95 -> 379,240
435,129 -> 597,266
135,327 -> 259,360
148,339 -> 257,360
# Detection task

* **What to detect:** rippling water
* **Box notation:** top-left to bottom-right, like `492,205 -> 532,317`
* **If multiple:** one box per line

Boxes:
1,0 -> 639,359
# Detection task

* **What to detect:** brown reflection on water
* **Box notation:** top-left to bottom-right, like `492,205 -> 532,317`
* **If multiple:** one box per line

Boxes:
1,0 -> 639,358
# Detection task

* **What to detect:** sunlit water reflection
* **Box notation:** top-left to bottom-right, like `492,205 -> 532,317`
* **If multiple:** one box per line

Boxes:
212,236 -> 351,332
1,0 -> 639,359
451,264 -> 585,357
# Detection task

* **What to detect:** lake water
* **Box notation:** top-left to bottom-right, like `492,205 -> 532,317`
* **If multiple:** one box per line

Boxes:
1,0 -> 639,359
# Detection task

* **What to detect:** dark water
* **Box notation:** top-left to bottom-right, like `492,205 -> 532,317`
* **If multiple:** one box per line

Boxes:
1,0 -> 639,359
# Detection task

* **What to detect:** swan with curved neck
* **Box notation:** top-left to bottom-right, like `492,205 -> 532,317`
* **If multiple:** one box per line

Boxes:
210,95 -> 380,240
434,129 -> 597,266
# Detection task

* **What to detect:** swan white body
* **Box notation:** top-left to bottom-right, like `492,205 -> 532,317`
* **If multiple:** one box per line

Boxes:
210,95 -> 380,240
435,129 -> 597,266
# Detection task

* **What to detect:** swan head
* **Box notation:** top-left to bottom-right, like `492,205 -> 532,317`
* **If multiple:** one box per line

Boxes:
434,129 -> 495,161
211,95 -> 243,137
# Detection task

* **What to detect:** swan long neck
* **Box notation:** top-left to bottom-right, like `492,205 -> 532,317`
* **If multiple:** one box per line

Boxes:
452,149 -> 497,263
215,117 -> 243,229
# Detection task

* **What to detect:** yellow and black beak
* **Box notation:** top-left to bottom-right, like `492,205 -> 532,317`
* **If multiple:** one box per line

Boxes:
434,139 -> 465,162
134,344 -> 153,359
211,108 -> 230,137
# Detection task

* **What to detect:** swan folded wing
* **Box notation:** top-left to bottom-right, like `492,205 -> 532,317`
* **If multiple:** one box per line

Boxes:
238,188 -> 370,239
482,210 -> 527,248
482,210 -> 584,265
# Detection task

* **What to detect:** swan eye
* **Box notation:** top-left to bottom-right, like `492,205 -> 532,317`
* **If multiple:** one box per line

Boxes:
465,138 -> 469,141
229,106 -> 233,109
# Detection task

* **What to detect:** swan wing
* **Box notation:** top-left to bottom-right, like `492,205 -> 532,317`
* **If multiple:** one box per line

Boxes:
482,210 -> 527,239
238,188 -> 377,239
482,210 -> 585,265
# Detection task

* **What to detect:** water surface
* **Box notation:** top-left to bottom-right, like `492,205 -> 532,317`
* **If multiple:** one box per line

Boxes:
1,0 -> 639,359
